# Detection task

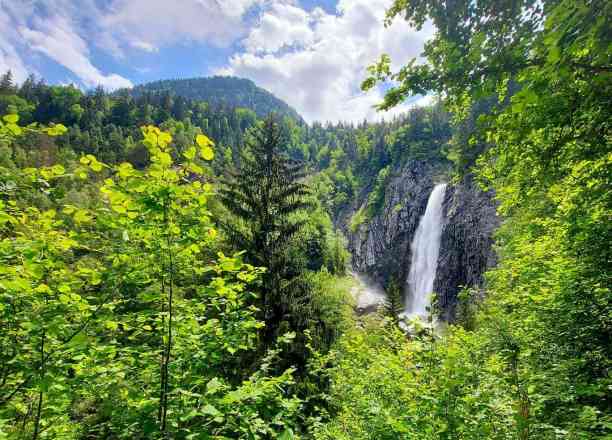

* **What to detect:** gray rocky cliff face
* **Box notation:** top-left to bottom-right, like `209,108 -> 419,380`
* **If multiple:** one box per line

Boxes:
340,160 -> 435,286
434,177 -> 499,320
340,161 -> 499,321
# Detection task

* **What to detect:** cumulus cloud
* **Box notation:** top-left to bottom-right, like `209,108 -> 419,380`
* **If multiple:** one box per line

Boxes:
244,3 -> 314,53
0,0 -> 132,90
19,14 -> 132,90
222,0 -> 434,122
1,0 -> 264,90
101,0 -> 264,52
1,0 -> 432,121
0,3 -> 33,82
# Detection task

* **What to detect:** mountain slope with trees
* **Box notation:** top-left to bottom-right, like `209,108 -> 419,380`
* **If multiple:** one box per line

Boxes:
129,76 -> 304,122
0,0 -> 610,436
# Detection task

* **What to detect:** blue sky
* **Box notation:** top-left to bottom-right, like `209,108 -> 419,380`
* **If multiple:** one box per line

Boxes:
0,0 -> 433,122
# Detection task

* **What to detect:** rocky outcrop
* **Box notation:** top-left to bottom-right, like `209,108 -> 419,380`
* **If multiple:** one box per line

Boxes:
434,177 -> 499,320
340,161 -> 499,321
340,160 -> 435,286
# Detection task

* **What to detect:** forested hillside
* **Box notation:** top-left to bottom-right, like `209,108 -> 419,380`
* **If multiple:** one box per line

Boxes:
0,0 -> 610,438
0,71 -> 451,219
129,77 -> 303,122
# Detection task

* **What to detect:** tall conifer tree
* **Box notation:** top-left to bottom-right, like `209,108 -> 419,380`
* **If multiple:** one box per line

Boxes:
219,115 -> 312,345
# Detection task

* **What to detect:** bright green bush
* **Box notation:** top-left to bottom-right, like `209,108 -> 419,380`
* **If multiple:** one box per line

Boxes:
349,206 -> 367,233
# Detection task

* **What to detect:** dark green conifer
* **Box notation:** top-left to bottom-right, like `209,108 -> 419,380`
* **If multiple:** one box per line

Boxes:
384,278 -> 404,324
219,115 -> 312,344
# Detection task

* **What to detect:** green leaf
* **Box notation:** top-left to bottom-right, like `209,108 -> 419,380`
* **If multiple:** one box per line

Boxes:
183,146 -> 196,160
3,114 -> 18,123
206,377 -> 223,395
201,404 -> 222,417
73,209 -> 92,224
90,161 -> 103,172
105,321 -> 118,331
196,134 -> 215,160
7,124 -> 22,135
279,428 -> 294,440
51,164 -> 65,175
158,151 -> 172,166
200,145 -> 214,161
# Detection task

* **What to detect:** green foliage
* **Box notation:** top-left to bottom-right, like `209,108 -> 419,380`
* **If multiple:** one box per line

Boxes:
0,80 -> 363,437
0,71 -> 452,226
315,323 -> 517,439
2,0 -> 607,434
0,76 -> 261,167
358,0 -> 612,437
0,118 -> 303,439
365,165 -> 390,218
349,206 -> 367,233
383,279 -> 404,324
287,205 -> 348,276
219,116 -> 313,346
305,107 -> 451,218
300,272 -> 355,353
217,118 -> 354,428
322,230 -> 349,276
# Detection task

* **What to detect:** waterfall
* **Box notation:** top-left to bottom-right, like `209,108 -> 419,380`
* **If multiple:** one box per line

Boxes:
404,183 -> 447,320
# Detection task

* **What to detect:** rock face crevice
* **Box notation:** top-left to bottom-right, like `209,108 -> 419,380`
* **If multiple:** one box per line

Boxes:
340,161 -> 499,321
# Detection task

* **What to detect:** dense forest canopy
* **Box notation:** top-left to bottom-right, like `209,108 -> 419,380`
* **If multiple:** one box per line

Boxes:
0,0 -> 610,438
128,77 -> 304,123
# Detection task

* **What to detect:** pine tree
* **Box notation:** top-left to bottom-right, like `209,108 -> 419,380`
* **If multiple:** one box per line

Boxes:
0,70 -> 14,95
384,278 -> 404,324
219,115 -> 312,344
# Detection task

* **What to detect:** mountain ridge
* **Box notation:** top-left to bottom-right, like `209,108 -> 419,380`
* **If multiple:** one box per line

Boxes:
128,76 -> 304,123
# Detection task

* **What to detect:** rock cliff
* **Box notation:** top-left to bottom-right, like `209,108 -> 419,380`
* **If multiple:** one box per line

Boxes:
340,161 -> 499,321
341,160 -> 435,286
435,177 -> 499,320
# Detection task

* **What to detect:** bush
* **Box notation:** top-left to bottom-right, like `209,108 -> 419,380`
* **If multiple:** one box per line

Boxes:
349,206 -> 367,233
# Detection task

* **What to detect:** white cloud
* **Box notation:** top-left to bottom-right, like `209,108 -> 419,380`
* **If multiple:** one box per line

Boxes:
1,0 -> 433,121
0,0 -> 132,90
244,3 -> 314,53
130,40 -> 159,53
102,0 -> 264,51
19,14 -> 132,90
0,3 -> 33,82
222,0 -> 434,122
1,0 -> 264,90
0,38 -> 29,84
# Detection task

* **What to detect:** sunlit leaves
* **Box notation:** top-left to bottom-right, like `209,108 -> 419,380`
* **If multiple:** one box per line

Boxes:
1,113 -> 22,136
0,174 -> 103,438
343,0 -> 612,438
0,105 -> 302,437
42,123 -> 68,137
183,146 -> 196,160
117,162 -> 134,178
196,133 -> 215,160
2,114 -> 18,123
80,154 -> 105,172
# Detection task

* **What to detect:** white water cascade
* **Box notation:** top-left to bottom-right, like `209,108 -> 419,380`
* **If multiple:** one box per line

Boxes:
404,183 -> 447,321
